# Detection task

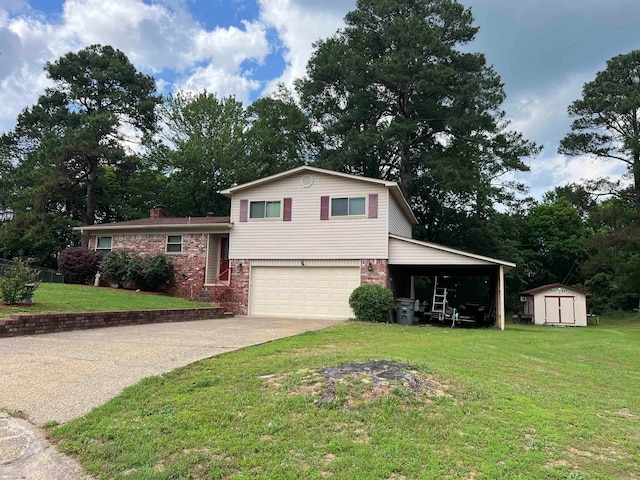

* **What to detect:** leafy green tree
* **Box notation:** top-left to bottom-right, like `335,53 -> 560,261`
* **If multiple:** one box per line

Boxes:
297,0 -> 538,232
0,211 -> 81,268
245,88 -> 317,177
155,91 -> 248,217
560,50 -> 640,220
580,198 -> 640,311
1,44 -> 160,245
522,197 -> 589,287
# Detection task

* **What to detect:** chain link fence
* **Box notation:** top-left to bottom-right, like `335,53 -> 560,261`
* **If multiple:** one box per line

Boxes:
0,259 -> 64,283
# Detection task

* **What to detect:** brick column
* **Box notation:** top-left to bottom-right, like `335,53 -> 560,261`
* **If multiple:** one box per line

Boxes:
360,259 -> 389,288
229,259 -> 250,315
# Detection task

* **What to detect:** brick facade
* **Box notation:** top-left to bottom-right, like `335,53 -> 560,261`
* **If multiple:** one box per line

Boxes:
88,232 -> 390,316
0,307 -> 226,338
91,233 -> 218,303
360,259 -> 389,288
228,259 -> 250,315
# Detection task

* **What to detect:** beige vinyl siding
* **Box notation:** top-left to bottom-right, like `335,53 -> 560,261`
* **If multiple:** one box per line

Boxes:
388,237 -> 494,266
205,235 -> 219,284
388,194 -> 412,237
229,172 -> 389,259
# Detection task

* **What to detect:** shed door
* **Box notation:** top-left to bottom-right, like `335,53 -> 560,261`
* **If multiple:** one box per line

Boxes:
544,296 -> 576,324
250,266 -> 360,319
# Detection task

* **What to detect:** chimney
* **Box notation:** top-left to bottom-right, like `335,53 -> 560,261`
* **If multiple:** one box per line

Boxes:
150,205 -> 170,218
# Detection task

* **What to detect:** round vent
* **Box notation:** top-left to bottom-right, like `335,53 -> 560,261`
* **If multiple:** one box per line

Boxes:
301,174 -> 314,187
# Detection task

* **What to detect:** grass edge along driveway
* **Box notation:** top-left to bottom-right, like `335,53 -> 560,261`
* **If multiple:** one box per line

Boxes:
52,319 -> 640,480
0,283 -> 211,319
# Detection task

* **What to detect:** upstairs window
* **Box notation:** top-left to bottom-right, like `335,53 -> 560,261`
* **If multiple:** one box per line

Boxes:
331,197 -> 366,217
250,200 -> 281,219
95,236 -> 112,255
166,235 -> 183,253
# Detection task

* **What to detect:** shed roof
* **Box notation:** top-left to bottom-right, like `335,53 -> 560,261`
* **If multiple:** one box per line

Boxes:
520,283 -> 591,296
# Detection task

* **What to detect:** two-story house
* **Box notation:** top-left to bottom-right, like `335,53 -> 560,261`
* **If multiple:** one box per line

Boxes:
78,166 -> 514,329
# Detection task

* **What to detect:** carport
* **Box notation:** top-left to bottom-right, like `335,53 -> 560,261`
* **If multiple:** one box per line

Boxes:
387,235 -> 516,330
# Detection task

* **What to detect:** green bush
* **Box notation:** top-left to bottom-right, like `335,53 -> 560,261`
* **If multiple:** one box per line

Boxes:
128,254 -> 175,292
58,247 -> 102,284
0,258 -> 38,304
101,250 -> 174,292
100,250 -> 133,288
349,284 -> 394,322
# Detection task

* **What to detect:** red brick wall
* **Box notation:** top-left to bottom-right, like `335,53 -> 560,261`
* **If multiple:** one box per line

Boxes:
91,233 -> 214,302
228,259 -> 250,315
0,307 -> 226,338
360,259 -> 389,288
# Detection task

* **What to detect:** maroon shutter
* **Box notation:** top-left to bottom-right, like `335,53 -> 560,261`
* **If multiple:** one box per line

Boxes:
283,198 -> 292,221
320,196 -> 329,220
368,193 -> 378,218
239,199 -> 248,222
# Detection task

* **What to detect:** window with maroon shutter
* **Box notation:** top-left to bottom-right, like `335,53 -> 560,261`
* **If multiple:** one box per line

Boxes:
330,197 -> 366,216
320,196 -> 329,220
239,199 -> 248,222
283,198 -> 292,221
368,193 -> 378,218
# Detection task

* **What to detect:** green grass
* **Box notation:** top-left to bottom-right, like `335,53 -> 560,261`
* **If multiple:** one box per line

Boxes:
51,317 -> 640,479
0,283 -> 211,318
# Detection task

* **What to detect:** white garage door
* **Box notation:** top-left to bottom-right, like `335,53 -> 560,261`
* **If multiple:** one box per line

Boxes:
250,266 -> 360,319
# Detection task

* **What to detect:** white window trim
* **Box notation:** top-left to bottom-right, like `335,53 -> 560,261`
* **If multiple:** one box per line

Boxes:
330,196 -> 367,218
166,234 -> 183,254
249,199 -> 282,220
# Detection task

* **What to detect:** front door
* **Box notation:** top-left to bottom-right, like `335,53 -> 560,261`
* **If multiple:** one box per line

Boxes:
219,236 -> 229,281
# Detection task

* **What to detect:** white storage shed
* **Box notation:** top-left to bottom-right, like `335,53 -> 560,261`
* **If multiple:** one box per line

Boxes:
520,283 -> 591,327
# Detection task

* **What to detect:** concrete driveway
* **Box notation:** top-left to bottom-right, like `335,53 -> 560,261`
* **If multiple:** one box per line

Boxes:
0,316 -> 342,424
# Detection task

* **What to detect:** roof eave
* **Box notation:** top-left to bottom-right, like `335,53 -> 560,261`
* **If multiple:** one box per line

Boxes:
220,165 -> 399,197
74,223 -> 234,233
389,234 -> 516,269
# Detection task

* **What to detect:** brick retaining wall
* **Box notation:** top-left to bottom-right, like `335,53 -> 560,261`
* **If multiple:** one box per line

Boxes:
0,307 -> 227,338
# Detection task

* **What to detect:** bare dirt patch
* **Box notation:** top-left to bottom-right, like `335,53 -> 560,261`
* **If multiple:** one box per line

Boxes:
262,360 -> 450,408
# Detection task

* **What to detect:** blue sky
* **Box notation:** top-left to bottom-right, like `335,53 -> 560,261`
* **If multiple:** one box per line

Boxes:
1,0 -> 638,200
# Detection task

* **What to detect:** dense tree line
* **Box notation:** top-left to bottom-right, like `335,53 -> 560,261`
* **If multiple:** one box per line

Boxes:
0,0 -> 639,312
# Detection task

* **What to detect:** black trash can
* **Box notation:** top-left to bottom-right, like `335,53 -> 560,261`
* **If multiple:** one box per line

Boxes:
396,297 -> 415,326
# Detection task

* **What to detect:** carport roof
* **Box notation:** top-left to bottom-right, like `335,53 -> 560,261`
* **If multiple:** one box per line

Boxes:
388,235 -> 516,272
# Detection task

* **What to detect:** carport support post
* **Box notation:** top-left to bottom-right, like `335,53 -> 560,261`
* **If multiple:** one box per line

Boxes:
497,265 -> 505,330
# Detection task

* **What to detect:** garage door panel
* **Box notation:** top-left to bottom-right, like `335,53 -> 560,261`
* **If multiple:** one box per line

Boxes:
250,266 -> 360,319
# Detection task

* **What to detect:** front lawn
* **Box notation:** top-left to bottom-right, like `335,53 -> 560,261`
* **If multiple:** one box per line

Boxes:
52,318 -> 640,479
0,283 -> 211,318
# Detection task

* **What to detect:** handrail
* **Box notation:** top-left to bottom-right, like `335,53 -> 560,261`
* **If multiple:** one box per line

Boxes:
213,267 -> 230,284
181,266 -> 206,283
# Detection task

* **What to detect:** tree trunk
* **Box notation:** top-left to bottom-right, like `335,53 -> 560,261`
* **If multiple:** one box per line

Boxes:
635,154 -> 640,222
399,135 -> 413,201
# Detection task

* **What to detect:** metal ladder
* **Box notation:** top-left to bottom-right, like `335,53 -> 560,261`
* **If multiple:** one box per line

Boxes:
432,277 -> 448,319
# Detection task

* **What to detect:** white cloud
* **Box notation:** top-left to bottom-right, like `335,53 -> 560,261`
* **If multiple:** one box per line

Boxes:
506,74 -> 586,145
178,64 -> 261,103
0,0 -> 274,134
258,0 -> 353,94
517,153 -> 628,200
59,0 -> 198,72
191,20 -> 269,69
